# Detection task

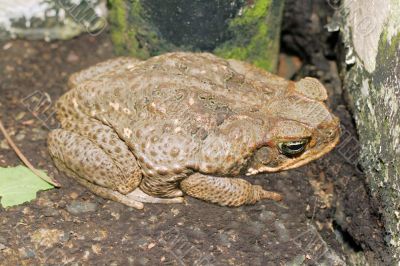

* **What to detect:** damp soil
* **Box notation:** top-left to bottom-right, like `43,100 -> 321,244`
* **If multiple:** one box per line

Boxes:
0,33 -> 387,265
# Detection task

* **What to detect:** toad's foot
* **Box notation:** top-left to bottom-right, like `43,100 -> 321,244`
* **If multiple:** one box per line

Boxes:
52,162 -> 145,210
126,188 -> 185,204
180,173 -> 283,207
68,175 -> 183,208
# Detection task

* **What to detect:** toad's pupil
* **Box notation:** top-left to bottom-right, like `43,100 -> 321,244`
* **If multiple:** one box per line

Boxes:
279,140 -> 308,156
285,143 -> 305,151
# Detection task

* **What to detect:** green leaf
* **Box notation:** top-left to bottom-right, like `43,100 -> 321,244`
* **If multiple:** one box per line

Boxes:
0,166 -> 54,208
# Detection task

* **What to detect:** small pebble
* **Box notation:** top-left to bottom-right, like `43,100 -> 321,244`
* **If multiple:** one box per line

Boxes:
66,200 -> 98,215
138,257 -> 149,265
31,228 -> 65,248
247,221 -> 264,235
170,208 -> 179,216
15,132 -> 25,141
15,112 -> 26,121
274,221 -> 290,242
287,254 -> 306,266
18,247 -> 36,259
70,191 -> 79,199
0,139 -> 10,150
92,244 -> 101,254
259,210 -> 276,222
42,208 -> 59,217
67,51 -> 79,63
2,42 -> 12,50
111,211 -> 120,220
22,207 -> 31,215
148,215 -> 157,222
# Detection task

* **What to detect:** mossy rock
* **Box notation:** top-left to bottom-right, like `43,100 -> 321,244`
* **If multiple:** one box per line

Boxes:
109,0 -> 284,72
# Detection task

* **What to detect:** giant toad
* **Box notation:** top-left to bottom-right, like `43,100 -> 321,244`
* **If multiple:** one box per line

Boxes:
48,52 -> 340,209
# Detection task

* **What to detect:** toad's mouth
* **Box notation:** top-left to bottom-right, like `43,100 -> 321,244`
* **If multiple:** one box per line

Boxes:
245,132 -> 340,175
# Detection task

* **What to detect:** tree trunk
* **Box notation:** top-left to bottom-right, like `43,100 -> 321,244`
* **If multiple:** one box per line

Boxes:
338,0 -> 400,262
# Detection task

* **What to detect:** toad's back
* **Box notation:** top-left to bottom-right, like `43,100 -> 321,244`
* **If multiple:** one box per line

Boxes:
62,52 -> 287,124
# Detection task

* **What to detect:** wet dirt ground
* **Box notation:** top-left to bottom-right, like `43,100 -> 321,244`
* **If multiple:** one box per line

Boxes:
0,34 -> 387,265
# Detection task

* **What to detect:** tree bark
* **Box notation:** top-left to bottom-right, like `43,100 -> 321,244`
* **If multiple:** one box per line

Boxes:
338,0 -> 400,262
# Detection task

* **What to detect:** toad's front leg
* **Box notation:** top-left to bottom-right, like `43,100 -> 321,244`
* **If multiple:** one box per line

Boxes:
180,173 -> 283,207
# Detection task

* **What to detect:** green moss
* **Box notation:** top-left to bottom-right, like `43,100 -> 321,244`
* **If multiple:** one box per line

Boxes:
377,30 -> 400,65
214,0 -> 284,72
109,0 -> 167,58
109,0 -> 129,55
350,27 -> 400,260
375,29 -> 400,259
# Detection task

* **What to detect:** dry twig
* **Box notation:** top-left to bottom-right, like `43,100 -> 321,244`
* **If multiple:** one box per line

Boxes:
0,118 -> 60,187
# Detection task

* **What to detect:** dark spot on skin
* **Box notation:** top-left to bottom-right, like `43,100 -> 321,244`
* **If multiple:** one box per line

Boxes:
65,109 -> 73,116
150,151 -> 157,157
197,128 -> 208,140
136,130 -> 141,138
215,112 -> 228,126
115,147 -> 122,153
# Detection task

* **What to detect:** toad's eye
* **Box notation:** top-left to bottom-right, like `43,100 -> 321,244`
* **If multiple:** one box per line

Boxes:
278,139 -> 309,156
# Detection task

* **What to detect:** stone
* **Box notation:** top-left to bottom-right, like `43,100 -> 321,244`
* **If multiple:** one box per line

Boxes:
30,228 -> 65,248
108,0 -> 285,72
66,200 -> 98,215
